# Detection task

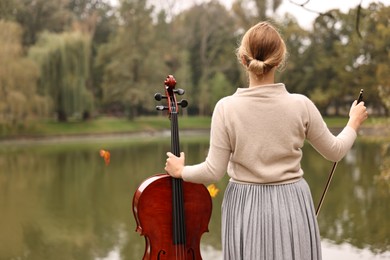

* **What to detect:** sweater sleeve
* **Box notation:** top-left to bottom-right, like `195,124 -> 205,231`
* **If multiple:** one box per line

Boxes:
182,100 -> 231,184
305,99 -> 357,162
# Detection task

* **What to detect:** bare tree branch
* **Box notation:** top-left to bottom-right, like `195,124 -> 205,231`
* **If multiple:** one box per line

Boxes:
288,0 -> 334,18
356,0 -> 363,38
288,0 -> 363,38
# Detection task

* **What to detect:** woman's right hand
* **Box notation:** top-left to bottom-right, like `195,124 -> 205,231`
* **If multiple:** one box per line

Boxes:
165,152 -> 185,179
347,100 -> 368,131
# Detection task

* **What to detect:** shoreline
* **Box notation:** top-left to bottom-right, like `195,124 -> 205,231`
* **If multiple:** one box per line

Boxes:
0,129 -> 211,146
0,126 -> 388,146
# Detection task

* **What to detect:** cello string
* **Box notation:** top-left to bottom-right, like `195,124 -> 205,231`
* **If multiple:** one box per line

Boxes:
171,109 -> 178,258
170,96 -> 188,258
178,179 -> 185,256
171,111 -> 184,258
173,111 -> 187,259
172,112 -> 179,244
176,114 -> 186,248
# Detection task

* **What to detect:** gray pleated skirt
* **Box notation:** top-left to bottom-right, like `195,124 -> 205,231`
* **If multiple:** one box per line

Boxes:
221,178 -> 322,260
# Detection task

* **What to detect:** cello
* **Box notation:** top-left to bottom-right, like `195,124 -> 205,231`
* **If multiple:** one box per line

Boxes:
132,75 -> 213,259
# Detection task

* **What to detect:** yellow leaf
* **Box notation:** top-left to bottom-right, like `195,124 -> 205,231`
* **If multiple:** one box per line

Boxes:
207,184 -> 220,198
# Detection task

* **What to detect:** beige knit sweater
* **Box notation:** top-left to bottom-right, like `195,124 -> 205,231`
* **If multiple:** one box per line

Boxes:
182,83 -> 357,185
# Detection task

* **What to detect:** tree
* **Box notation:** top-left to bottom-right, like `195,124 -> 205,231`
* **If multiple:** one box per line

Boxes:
308,11 -> 349,114
66,0 -> 118,106
29,31 -> 93,121
360,3 -> 390,114
12,0 -> 70,46
174,2 -> 239,115
232,0 -> 283,28
0,21 -> 50,131
286,7 -> 367,115
95,0 -> 160,118
378,69 -> 390,115
209,72 -> 235,111
278,15 -> 310,94
281,2 -> 389,115
0,0 -> 17,20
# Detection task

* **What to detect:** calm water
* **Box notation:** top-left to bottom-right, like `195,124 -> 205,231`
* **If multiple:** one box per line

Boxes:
0,134 -> 389,260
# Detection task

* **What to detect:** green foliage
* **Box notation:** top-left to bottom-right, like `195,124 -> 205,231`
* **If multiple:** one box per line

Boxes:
95,0 -> 163,119
29,31 -> 93,121
370,5 -> 390,113
209,72 -> 235,111
376,142 -> 390,190
0,116 -> 212,138
0,21 -> 50,133
0,0 -> 390,134
278,15 -> 310,93
174,2 -> 240,115
12,0 -> 70,46
0,0 -> 16,20
232,0 -> 282,27
344,3 -> 390,114
279,3 -> 390,116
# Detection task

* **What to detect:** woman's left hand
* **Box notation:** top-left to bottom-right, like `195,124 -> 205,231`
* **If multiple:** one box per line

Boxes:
165,152 -> 185,178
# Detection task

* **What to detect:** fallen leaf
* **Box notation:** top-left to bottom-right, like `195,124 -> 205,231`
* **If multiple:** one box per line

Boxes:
207,184 -> 219,198
99,149 -> 110,166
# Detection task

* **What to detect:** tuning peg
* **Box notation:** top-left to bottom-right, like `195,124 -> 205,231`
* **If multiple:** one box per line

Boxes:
156,105 -> 168,111
154,93 -> 167,101
174,89 -> 185,95
178,99 -> 188,108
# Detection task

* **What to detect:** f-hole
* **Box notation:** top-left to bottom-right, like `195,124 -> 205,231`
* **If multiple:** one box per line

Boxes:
187,248 -> 195,259
157,250 -> 166,259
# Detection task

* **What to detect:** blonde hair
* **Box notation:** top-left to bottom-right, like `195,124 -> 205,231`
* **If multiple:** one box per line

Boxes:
237,21 -> 287,77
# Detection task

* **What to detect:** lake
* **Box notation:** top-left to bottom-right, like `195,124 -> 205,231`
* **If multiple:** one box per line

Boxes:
0,133 -> 389,260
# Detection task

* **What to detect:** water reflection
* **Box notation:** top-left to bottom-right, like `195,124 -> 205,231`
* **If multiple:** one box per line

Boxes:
0,136 -> 389,259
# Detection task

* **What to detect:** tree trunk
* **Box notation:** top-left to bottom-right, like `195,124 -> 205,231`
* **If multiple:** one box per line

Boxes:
57,110 -> 67,122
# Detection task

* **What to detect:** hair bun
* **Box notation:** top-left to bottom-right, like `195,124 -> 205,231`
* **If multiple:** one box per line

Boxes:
248,58 -> 266,75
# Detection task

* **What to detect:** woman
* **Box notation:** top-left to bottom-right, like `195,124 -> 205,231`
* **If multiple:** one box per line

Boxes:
165,21 -> 368,260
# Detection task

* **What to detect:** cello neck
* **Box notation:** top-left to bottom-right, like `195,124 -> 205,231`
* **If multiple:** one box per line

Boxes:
170,111 -> 186,245
163,75 -> 187,246
170,111 -> 181,157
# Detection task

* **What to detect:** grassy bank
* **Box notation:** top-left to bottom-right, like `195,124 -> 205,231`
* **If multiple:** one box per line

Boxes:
0,116 -> 212,139
0,116 -> 388,140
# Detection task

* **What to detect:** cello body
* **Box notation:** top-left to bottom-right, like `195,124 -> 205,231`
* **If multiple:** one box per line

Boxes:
133,174 -> 212,259
132,75 -> 212,259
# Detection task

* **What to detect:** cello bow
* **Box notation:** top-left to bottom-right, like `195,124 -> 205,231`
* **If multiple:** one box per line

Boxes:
316,89 -> 364,217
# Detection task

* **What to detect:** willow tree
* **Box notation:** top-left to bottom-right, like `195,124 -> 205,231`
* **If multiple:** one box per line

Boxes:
29,31 -> 93,121
0,21 -> 50,132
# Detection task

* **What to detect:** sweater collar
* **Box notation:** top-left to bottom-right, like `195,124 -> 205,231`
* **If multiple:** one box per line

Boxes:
234,83 -> 287,97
